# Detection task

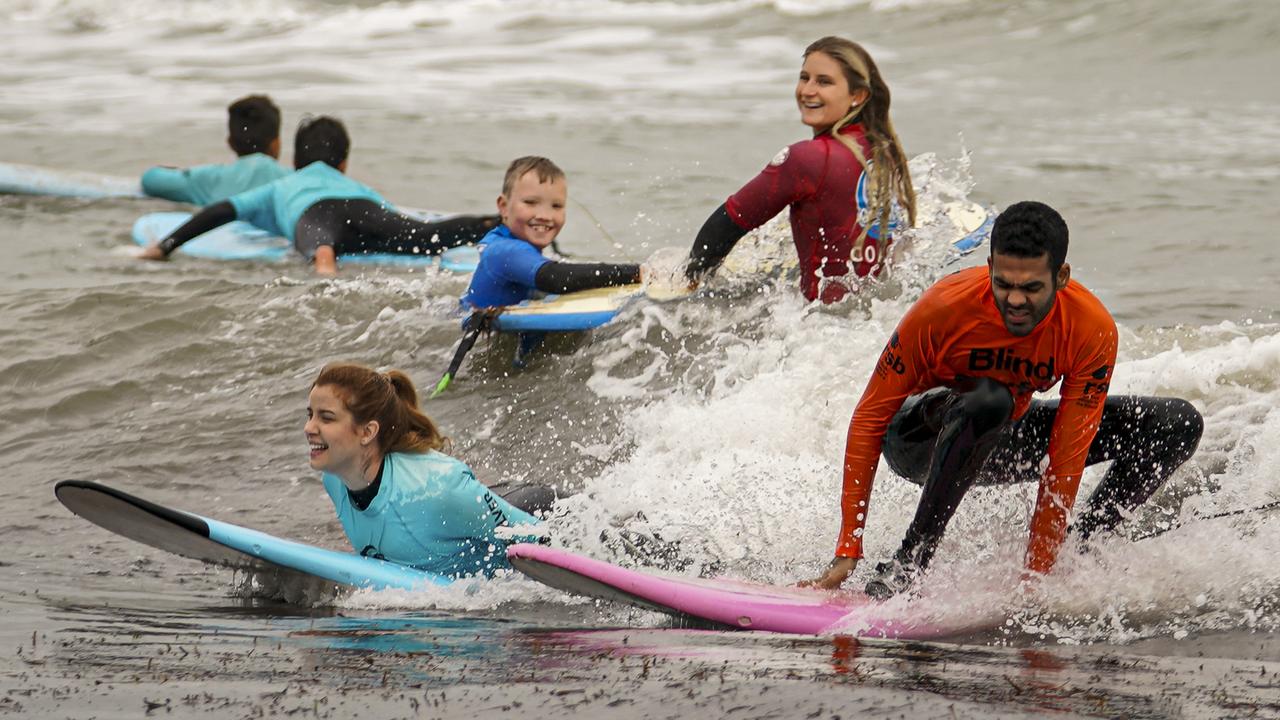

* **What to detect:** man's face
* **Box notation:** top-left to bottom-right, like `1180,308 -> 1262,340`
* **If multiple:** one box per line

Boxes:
988,252 -> 1070,336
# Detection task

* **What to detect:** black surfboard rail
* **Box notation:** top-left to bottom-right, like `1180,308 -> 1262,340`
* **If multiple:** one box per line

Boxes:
54,479 -> 268,571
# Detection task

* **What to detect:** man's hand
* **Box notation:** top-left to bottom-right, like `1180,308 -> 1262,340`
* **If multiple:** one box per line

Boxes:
798,556 -> 858,590
137,244 -> 168,261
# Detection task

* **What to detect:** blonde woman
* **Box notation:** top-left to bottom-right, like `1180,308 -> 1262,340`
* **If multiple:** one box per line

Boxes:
685,37 -> 917,303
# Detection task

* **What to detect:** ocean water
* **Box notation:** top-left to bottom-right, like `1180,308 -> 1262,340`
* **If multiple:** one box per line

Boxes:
3,0 -> 1280,717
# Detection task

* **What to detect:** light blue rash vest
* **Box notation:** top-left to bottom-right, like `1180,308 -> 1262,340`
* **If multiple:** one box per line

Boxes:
140,153 -> 290,205
460,224 -> 551,308
228,161 -> 387,242
321,450 -> 542,578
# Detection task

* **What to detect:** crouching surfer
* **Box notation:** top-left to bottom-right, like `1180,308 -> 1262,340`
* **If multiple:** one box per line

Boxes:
305,362 -> 555,577
804,201 -> 1204,598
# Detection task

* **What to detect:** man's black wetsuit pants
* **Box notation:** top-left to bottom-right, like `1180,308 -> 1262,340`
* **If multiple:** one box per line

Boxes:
295,198 -> 497,259
879,378 -> 1203,569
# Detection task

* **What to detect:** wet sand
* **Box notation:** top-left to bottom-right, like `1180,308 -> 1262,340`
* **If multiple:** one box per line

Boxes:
5,587 -> 1280,720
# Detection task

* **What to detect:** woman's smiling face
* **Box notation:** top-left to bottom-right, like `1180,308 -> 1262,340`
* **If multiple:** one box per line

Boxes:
304,384 -> 370,477
795,50 -> 865,132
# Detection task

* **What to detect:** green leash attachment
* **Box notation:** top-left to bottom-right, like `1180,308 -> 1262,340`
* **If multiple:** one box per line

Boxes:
430,372 -> 456,398
430,310 -> 497,398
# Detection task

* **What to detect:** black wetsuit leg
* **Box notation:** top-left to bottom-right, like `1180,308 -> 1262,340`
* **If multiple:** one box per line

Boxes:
294,198 -> 498,259
880,378 -> 1015,568
487,480 -> 559,516
882,391 -> 1203,570
979,395 -> 1204,540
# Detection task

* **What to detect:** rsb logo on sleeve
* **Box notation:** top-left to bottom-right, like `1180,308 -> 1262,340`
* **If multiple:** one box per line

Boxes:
876,332 -> 906,378
1082,363 -> 1112,396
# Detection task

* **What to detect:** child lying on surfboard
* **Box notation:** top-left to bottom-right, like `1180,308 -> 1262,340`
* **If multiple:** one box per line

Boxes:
461,156 -> 643,309
138,116 -> 497,275
305,362 -> 555,577
140,94 -> 290,205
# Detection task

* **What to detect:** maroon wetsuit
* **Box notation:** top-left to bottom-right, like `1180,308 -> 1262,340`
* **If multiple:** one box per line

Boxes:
725,124 -> 877,303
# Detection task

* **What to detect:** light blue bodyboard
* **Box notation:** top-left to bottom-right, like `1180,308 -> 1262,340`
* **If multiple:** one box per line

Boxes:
131,211 -> 479,271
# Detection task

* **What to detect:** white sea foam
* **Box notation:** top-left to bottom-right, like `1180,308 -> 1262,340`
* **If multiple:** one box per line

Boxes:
310,143 -> 1280,643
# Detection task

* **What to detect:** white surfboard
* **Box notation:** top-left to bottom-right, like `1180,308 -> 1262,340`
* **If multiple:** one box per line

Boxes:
0,161 -> 144,199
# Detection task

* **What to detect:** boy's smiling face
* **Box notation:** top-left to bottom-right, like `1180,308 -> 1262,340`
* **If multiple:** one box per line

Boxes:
497,170 -> 566,249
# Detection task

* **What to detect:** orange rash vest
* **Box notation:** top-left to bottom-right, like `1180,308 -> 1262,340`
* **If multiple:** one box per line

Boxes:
837,266 -> 1118,574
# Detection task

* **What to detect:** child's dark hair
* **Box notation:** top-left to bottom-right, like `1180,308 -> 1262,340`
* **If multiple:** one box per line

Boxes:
313,363 -> 449,455
294,115 -> 350,170
227,95 -> 281,156
502,156 -> 565,196
990,201 -> 1069,274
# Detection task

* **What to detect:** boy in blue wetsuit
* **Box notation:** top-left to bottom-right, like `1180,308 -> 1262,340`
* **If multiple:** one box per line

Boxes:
141,94 -> 290,205
307,363 -> 551,577
461,156 -> 642,308
139,116 -> 498,275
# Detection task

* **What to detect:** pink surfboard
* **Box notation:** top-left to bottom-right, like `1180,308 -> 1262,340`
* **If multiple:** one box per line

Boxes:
507,544 -> 954,638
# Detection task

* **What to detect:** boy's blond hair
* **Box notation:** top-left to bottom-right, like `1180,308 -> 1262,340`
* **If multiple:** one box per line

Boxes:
501,156 -> 566,196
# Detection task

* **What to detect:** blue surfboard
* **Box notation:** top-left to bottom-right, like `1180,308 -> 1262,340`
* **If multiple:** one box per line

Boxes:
131,211 -> 479,271
54,480 -> 450,590
489,284 -> 644,333
0,161 -> 144,199
948,201 -> 994,255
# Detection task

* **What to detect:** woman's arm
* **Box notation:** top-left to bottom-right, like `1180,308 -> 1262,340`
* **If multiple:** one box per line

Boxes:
685,203 -> 750,282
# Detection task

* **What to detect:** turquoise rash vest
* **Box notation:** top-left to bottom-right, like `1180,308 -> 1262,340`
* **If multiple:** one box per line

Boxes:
322,450 -> 543,578
228,161 -> 387,241
141,153 -> 289,205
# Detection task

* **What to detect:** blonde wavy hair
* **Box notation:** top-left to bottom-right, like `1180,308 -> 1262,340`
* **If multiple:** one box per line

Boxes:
804,36 -> 917,257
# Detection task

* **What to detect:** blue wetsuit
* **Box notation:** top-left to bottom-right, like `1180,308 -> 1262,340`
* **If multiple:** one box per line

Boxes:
461,225 -> 551,308
321,450 -> 542,578
461,225 -> 642,308
141,153 -> 289,205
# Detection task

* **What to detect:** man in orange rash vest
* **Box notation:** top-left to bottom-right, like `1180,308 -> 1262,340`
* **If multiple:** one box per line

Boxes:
806,201 -> 1203,598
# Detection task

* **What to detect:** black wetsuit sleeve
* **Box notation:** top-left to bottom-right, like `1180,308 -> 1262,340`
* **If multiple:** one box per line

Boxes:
534,261 -> 641,294
685,203 -> 749,281
158,201 -> 237,256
